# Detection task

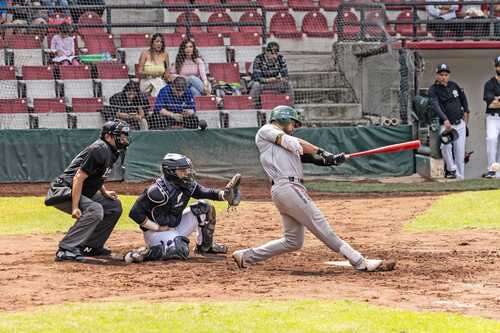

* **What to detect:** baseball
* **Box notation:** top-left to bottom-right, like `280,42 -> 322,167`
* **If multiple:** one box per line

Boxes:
491,163 -> 500,172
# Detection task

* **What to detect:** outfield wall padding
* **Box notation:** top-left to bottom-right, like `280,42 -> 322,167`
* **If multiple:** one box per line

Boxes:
0,126 -> 414,182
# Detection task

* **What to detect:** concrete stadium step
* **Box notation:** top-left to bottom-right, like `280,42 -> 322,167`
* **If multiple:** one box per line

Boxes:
303,119 -> 371,128
289,72 -> 348,89
284,52 -> 335,72
296,103 -> 362,121
293,88 -> 357,104
110,0 -> 164,35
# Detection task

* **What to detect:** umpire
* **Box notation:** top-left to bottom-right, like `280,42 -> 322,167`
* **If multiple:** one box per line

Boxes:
45,120 -> 130,261
428,64 -> 470,180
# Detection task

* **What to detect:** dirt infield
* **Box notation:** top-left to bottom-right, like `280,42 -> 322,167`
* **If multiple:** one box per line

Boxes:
1,181 -> 500,320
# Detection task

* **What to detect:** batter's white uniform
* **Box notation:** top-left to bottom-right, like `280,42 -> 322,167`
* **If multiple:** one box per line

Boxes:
240,124 -> 368,268
440,120 -> 466,179
486,114 -> 500,176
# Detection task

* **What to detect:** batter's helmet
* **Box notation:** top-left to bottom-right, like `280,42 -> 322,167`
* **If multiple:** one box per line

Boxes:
161,153 -> 195,188
440,128 -> 459,145
269,105 -> 302,126
100,120 -> 130,150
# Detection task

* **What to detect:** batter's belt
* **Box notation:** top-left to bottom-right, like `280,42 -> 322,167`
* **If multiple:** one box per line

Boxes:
271,176 -> 304,186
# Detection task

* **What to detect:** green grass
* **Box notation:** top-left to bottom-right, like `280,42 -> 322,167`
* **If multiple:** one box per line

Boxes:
0,196 -> 227,235
307,179 -> 500,193
407,189 -> 500,231
0,300 -> 499,333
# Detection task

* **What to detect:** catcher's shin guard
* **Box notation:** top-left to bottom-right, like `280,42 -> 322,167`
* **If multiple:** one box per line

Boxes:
193,202 -> 228,254
163,236 -> 190,260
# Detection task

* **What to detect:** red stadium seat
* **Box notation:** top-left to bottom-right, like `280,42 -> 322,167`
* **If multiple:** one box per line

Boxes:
289,0 -> 318,11
0,99 -> 28,113
209,63 -> 240,84
33,98 -> 66,113
227,0 -> 254,10
229,32 -> 261,46
21,66 -> 56,99
77,11 -> 105,35
0,99 -> 29,129
320,0 -> 342,11
48,12 -> 73,34
176,12 -> 203,34
5,35 -> 43,66
270,12 -> 303,38
70,97 -> 104,128
334,11 -> 361,40
191,32 -> 224,47
120,33 -> 151,48
195,96 -> 218,110
164,33 -> 186,47
207,11 -> 236,35
302,11 -> 334,37
195,96 -> 221,128
72,97 -> 103,113
261,94 -> 293,109
81,33 -> 117,55
0,65 -> 16,80
239,10 -> 263,34
257,0 -> 287,11
194,0 -> 221,10
223,95 -> 254,109
0,66 -> 18,99
395,10 -> 427,37
163,0 -> 190,10
190,33 -> 226,64
95,63 -> 130,98
32,98 -> 68,128
59,65 -> 94,99
229,32 -> 261,71
366,10 -> 396,37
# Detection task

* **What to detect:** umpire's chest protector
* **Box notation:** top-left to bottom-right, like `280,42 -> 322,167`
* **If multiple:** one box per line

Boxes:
148,178 -> 194,227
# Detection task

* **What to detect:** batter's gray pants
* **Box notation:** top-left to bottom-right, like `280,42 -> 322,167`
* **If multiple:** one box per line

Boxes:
53,193 -> 122,251
440,119 -> 466,179
244,182 -> 364,267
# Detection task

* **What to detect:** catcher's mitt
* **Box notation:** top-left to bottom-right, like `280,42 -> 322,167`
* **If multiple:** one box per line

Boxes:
224,173 -> 241,207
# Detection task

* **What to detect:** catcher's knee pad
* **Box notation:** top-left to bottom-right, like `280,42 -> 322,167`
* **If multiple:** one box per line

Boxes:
163,236 -> 190,260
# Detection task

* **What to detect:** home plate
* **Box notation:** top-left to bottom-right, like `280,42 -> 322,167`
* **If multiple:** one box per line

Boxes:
324,260 -> 353,268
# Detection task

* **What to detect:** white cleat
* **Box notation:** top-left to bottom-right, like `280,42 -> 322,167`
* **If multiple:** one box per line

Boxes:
232,249 -> 248,268
124,247 -> 148,264
358,259 -> 396,272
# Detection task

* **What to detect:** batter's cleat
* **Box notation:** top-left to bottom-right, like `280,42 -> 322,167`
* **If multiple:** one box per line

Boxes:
195,242 -> 228,255
484,171 -> 496,179
80,246 -> 112,257
232,249 -> 249,268
357,259 -> 396,272
55,248 -> 84,262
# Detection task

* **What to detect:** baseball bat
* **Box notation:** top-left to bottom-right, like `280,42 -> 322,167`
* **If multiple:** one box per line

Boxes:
345,140 -> 421,159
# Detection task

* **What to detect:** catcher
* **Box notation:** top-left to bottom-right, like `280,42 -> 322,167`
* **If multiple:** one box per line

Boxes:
124,153 -> 240,263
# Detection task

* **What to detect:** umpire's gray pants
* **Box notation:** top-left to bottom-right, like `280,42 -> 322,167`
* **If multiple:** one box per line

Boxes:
244,182 -> 364,266
440,119 -> 466,179
53,193 -> 122,251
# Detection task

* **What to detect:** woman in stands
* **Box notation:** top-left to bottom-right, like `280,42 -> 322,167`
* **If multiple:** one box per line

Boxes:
138,33 -> 169,97
170,38 -> 210,97
50,22 -> 80,65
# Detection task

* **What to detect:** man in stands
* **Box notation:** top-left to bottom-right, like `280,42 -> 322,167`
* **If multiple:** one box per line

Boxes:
108,81 -> 150,131
151,76 -> 199,129
426,0 -> 464,38
249,41 -> 293,108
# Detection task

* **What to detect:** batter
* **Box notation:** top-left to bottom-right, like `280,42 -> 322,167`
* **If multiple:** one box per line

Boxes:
232,106 -> 395,272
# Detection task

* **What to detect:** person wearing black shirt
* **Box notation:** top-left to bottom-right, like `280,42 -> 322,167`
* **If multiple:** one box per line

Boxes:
45,120 -> 130,261
109,81 -> 150,131
428,64 -> 469,180
124,153 -> 235,263
482,56 -> 500,179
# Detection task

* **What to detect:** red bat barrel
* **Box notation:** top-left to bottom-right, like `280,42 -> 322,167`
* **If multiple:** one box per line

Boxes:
346,140 -> 421,159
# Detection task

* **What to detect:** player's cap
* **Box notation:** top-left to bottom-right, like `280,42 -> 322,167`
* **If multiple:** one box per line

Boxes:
436,64 -> 450,74
495,56 -> 500,66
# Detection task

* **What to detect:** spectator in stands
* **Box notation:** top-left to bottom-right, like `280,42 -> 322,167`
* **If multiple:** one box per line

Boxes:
11,0 -> 48,34
459,0 -> 489,37
170,38 -> 210,97
50,22 -> 80,65
41,0 -> 70,16
109,81 -> 150,131
151,76 -> 199,129
426,0 -> 464,38
138,33 -> 169,97
249,41 -> 292,108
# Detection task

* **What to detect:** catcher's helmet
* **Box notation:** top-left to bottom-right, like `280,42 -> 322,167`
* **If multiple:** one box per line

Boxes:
269,105 -> 302,126
161,153 -> 195,188
440,127 -> 459,145
101,120 -> 130,150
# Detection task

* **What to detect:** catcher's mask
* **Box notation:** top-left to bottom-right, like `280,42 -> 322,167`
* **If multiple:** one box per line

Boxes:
101,120 -> 130,150
269,105 -> 302,128
440,128 -> 459,145
162,153 -> 195,188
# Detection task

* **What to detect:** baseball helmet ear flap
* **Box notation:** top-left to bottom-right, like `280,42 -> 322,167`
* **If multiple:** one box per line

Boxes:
440,128 -> 459,145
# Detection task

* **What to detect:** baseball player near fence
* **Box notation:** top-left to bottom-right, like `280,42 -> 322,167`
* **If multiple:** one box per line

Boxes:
232,106 -> 395,272
483,56 -> 500,178
124,153 -> 240,263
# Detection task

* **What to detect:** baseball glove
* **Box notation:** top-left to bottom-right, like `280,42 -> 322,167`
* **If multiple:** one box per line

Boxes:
224,173 -> 241,207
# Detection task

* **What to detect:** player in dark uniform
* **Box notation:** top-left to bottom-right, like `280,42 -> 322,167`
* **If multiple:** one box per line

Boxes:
45,120 -> 130,261
124,153 -> 240,263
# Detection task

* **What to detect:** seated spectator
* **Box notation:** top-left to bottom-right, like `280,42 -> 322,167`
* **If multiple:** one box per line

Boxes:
151,76 -> 199,129
460,0 -> 489,37
169,38 -> 210,97
50,22 -> 80,65
249,41 -> 292,108
108,81 -> 149,131
41,0 -> 69,16
426,0 -> 464,38
138,33 -> 169,97
11,0 -> 48,34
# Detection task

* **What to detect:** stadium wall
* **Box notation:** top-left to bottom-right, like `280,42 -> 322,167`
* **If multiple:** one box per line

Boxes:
0,126 -> 414,182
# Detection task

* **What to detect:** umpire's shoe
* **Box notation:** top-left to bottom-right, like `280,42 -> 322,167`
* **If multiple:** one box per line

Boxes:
55,248 -> 84,262
232,249 -> 251,268
80,246 -> 112,257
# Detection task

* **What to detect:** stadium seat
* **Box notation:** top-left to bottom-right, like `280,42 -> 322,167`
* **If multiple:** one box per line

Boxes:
119,33 -> 151,74
77,11 -> 105,35
220,96 -> 256,127
270,12 -> 303,38
70,97 -> 104,128
47,12 -> 73,34
302,11 -> 335,37
190,33 -> 227,64
207,11 -> 236,36
227,0 -> 254,11
229,32 -> 262,71
0,38 -> 6,66
289,0 -> 318,11
194,0 -> 221,11
5,35 -> 43,66
257,0 -> 287,11
319,0 -> 342,11
32,98 -> 68,129
163,32 -> 185,62
0,66 -> 19,99
223,95 -> 254,109
81,33 -> 117,56
163,0 -> 190,11
176,12 -> 204,34
95,63 -> 130,99
366,10 -> 396,38
334,11 -> 361,40
0,99 -> 29,129
239,10 -> 264,34
21,66 -> 56,99
209,63 -> 240,85
58,65 -> 94,99
195,96 -> 221,128
261,94 -> 293,109
395,10 -> 427,37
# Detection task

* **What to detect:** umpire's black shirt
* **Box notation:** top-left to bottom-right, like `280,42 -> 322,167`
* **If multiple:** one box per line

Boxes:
428,80 -> 469,124
483,77 -> 500,114
59,139 -> 119,198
